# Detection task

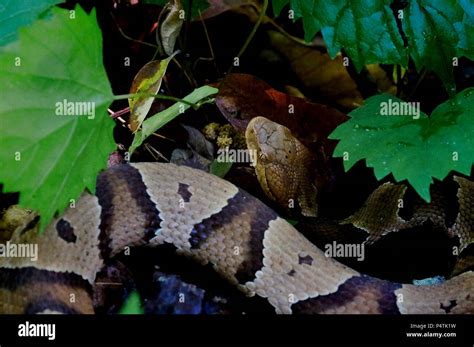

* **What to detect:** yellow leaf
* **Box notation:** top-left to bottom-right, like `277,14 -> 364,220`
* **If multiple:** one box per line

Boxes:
128,52 -> 177,132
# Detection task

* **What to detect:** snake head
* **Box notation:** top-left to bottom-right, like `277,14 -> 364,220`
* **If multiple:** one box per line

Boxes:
245,117 -> 296,164
245,117 -> 318,217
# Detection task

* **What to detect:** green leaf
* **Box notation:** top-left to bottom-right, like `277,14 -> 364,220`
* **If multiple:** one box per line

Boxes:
129,86 -> 218,154
0,0 -> 62,46
294,0 -> 320,43
402,0 -> 471,95
320,0 -> 408,70
272,0 -> 288,16
0,6 -> 115,229
275,0 -> 320,42
274,0 -> 472,92
210,160 -> 232,178
273,0 -> 408,70
457,0 -> 474,60
118,290 -> 144,314
329,88 -> 474,201
142,0 -> 210,20
128,52 -> 177,132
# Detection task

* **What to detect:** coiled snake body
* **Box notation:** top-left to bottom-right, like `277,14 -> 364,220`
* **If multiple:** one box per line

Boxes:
0,118 -> 473,314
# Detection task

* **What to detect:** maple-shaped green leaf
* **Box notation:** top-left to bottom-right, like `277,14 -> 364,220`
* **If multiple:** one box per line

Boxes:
0,6 -> 115,229
402,0 -> 473,95
293,0 -> 320,42
457,17 -> 474,60
0,0 -> 62,46
274,0 -> 472,92
273,0 -> 408,70
319,0 -> 408,70
273,0 -> 321,42
457,0 -> 474,59
329,88 -> 474,201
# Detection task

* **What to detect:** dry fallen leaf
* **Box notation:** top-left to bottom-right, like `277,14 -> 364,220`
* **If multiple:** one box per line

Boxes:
160,0 -> 184,56
215,73 -> 348,155
215,73 -> 349,189
366,64 -> 397,95
267,30 -> 363,109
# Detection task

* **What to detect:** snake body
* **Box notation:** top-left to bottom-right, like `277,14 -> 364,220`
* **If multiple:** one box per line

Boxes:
1,159 -> 473,314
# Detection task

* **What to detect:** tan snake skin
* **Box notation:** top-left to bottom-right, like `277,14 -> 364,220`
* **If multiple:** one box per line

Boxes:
0,161 -> 472,314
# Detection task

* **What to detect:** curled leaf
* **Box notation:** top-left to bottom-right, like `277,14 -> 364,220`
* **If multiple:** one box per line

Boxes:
160,0 -> 184,56
142,0 -> 210,20
128,52 -> 178,132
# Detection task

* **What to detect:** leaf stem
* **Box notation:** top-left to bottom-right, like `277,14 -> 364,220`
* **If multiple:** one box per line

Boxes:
110,12 -> 159,50
199,9 -> 220,75
407,68 -> 427,101
264,14 -> 317,47
227,0 -> 268,74
113,93 -> 197,107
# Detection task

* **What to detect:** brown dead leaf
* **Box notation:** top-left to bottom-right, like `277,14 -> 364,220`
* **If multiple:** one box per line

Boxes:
366,64 -> 397,95
216,73 -> 348,155
160,0 -> 184,56
267,30 -> 363,109
215,73 -> 348,188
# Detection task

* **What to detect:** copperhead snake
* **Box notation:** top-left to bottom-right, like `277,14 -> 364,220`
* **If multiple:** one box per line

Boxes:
0,117 -> 473,314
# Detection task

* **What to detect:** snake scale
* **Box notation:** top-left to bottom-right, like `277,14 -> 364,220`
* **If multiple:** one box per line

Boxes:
0,117 -> 473,314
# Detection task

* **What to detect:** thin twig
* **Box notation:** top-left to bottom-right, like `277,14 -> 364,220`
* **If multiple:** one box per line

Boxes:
396,64 -> 402,98
246,2 -> 319,48
155,2 -> 167,54
144,143 -> 169,161
110,12 -> 159,49
151,132 -> 176,142
172,56 -> 197,88
226,0 -> 269,75
108,107 -> 130,119
407,68 -> 427,101
95,282 -> 124,286
266,18 -> 315,46
199,9 -> 219,75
